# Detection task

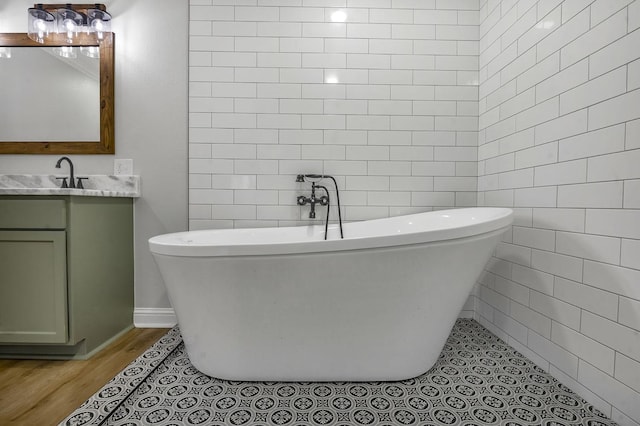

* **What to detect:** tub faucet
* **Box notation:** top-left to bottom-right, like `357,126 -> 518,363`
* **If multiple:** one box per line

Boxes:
296,174 -> 344,240
297,181 -> 329,219
55,156 -> 75,188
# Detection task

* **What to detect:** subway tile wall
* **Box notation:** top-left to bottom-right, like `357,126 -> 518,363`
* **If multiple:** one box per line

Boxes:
188,0 -> 480,230
477,0 -> 640,425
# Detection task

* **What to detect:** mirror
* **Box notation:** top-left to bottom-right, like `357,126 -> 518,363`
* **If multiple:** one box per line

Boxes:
0,32 -> 114,154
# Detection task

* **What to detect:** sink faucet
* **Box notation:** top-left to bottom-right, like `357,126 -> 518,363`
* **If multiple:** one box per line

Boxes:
55,156 -> 75,188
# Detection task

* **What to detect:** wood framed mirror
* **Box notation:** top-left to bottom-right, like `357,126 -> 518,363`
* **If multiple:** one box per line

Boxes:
0,32 -> 114,154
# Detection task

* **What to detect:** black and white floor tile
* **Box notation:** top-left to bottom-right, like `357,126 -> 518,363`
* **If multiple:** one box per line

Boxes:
60,319 -> 617,426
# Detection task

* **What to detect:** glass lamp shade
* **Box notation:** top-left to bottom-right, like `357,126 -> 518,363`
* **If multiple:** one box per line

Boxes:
54,45 -> 78,59
27,7 -> 56,43
87,8 -> 111,40
57,7 -> 85,43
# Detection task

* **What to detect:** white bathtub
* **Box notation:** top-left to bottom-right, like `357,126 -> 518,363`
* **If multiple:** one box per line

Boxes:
149,207 -> 513,382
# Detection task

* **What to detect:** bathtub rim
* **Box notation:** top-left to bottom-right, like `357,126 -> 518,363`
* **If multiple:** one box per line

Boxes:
149,207 -> 513,257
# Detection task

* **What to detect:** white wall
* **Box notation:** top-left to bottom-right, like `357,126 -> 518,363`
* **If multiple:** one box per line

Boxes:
188,0 -> 481,231
0,0 -> 188,319
476,1 -> 640,425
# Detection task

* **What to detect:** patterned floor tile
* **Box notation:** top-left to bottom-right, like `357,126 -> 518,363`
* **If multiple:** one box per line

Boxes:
60,319 -> 617,426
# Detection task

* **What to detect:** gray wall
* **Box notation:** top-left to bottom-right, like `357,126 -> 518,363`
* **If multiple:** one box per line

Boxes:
0,0 -> 188,317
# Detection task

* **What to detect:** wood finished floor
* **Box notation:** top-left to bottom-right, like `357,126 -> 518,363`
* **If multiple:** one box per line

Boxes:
0,327 -> 168,426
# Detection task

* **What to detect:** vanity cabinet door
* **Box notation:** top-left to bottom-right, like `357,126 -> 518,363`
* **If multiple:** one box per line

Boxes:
0,230 -> 68,344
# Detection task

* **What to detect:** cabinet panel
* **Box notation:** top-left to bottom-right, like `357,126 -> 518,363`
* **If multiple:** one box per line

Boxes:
0,231 -> 68,344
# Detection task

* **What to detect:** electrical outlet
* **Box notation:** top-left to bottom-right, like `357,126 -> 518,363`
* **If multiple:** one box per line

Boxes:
114,159 -> 133,175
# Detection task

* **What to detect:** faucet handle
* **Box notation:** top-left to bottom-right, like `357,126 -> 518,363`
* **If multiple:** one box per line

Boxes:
76,177 -> 89,189
55,177 -> 69,188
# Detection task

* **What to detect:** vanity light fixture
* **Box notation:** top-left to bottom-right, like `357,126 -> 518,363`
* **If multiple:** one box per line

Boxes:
26,3 -> 111,47
27,4 -> 55,43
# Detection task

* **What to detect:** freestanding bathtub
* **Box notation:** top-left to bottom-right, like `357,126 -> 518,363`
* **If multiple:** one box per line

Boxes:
149,207 -> 513,382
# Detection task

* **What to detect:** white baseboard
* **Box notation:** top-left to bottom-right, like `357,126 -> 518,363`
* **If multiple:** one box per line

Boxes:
134,308 -> 178,328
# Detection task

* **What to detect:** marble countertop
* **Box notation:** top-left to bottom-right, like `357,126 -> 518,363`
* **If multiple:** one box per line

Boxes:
0,174 -> 141,198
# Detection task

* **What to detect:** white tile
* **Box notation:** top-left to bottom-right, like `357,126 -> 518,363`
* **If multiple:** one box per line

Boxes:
586,208 -> 640,239
528,330 -> 579,378
550,365 -> 614,420
411,192 -> 456,207
534,110 -> 588,146
390,146 -> 434,161
495,241 -> 532,267
369,131 -> 412,145
347,54 -> 390,69
413,40 -> 457,55
412,162 -> 456,176
494,310 -> 529,344
536,59 -> 589,103
279,7 -> 324,22
211,204 -> 256,220
301,84 -> 344,99
554,276 -> 618,320
235,6 -> 278,21
301,22 -> 345,38
532,208 -> 585,232
345,146 -> 389,161
301,145 -> 345,160
348,23 -> 392,38
499,89 -> 536,120
588,89 -> 640,131
538,7 -> 591,60
560,8 -> 627,69
513,226 -> 555,251
557,182 -> 623,208
280,68 -> 323,83
391,24 -> 436,39
551,321 -> 615,375
390,177 -> 434,191
280,38 -> 324,53
279,99 -> 323,114
433,177 -> 477,191
619,297 -> 640,332
278,129 -> 321,145
323,161 -> 367,175
302,115 -> 345,130
234,160 -> 279,175
348,116 -> 390,130
499,129 -> 534,155
368,161 -> 412,176
531,290 -> 582,331
367,191 -> 410,206
498,169 -> 534,189
590,25 -> 640,79
515,98 -> 559,132
510,301 -> 552,338
434,146 -> 477,161
558,124 -> 626,161
479,285 -> 510,314
370,70 -> 413,85
257,145 -> 300,160
258,83 -> 301,99
534,159 -> 586,187
324,100 -> 368,115
390,116 -> 434,131
257,114 -> 301,129
581,310 -> 640,361
588,149 -> 640,182
560,67 -> 627,115
234,190 -> 279,205
390,85 -> 435,101
615,353 -> 640,394
583,260 -> 640,301
517,53 -> 559,94
531,249 -> 583,282
556,231 -> 620,264
628,119 -> 640,150
613,166 -> 640,199
621,238 -> 640,269
434,86 -> 478,101
511,263 -> 555,295
493,275 -> 530,305
514,141 -> 558,169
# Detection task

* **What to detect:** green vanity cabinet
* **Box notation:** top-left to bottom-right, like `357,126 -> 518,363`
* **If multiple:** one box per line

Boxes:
0,196 -> 134,359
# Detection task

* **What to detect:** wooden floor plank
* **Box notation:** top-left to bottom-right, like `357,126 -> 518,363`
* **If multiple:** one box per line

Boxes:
0,327 -> 168,426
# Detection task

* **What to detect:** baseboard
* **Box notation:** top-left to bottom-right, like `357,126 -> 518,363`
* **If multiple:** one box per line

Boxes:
134,308 -> 178,328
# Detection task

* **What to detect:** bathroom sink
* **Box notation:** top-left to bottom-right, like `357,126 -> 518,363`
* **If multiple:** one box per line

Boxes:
0,174 -> 141,198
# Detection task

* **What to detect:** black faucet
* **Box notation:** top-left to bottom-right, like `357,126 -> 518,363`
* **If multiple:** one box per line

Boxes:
296,174 -> 344,240
55,156 -> 75,188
